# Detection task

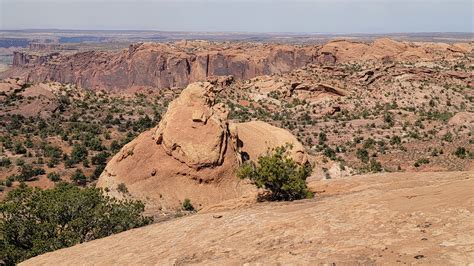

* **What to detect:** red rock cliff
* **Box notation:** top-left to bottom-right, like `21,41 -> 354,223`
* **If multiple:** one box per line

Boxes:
4,39 -> 471,90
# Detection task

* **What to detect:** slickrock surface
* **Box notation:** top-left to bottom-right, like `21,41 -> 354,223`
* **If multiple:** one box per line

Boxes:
3,38 -> 471,90
22,171 -> 474,265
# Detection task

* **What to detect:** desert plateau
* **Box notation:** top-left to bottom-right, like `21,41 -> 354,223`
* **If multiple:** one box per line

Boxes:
0,0 -> 473,265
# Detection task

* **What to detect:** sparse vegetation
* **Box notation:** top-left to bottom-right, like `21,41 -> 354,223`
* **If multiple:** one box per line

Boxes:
237,145 -> 313,201
182,198 -> 195,211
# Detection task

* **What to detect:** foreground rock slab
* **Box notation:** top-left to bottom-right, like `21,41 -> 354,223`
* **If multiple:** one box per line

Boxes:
22,171 -> 474,265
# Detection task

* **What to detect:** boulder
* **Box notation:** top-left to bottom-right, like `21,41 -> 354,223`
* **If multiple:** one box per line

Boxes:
235,121 -> 308,165
97,82 -> 309,211
153,82 -> 230,168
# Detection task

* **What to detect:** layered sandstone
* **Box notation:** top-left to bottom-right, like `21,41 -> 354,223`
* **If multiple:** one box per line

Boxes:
6,42 -> 316,90
2,39 -> 471,91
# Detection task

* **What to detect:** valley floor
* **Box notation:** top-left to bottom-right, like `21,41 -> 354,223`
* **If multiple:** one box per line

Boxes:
22,171 -> 474,265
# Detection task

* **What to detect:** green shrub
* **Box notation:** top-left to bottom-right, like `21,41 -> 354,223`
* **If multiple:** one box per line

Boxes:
16,164 -> 45,182
318,132 -> 327,145
363,138 -> 376,149
92,164 -> 106,180
70,144 -> 88,164
47,172 -> 61,182
356,148 -> 369,163
442,132 -> 453,142
13,143 -> 27,154
117,183 -> 128,194
91,151 -> 110,165
182,198 -> 195,211
71,169 -> 87,186
0,157 -> 11,168
454,147 -> 467,159
0,184 -> 152,264
323,147 -> 336,160
414,158 -> 430,167
237,145 -> 313,201
369,159 -> 383,172
390,135 -> 401,145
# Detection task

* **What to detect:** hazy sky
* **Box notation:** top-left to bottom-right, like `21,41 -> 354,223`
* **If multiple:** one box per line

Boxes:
0,0 -> 472,33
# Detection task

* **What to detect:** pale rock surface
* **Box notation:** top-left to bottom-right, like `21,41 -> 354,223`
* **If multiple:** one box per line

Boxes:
97,82 -> 309,211
236,120 -> 308,165
22,171 -> 474,265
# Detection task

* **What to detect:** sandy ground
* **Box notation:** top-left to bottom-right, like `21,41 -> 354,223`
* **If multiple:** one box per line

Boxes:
21,171 -> 474,265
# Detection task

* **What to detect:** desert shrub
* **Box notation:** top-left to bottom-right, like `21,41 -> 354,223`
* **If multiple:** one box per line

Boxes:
363,138 -> 376,149
414,158 -> 430,167
13,143 -> 27,154
182,198 -> 195,211
133,115 -> 153,132
47,172 -> 61,182
84,136 -> 104,151
442,132 -> 453,142
71,169 -> 87,186
390,135 -> 401,145
15,164 -> 45,182
454,147 -> 467,159
369,159 -> 383,172
237,145 -> 313,201
356,148 -> 369,163
91,151 -> 110,165
110,140 -> 122,152
117,183 -> 128,194
318,132 -> 327,145
70,144 -> 88,164
383,112 -> 394,127
323,147 -> 336,160
0,183 -> 152,264
41,143 -> 63,159
0,158 -> 11,168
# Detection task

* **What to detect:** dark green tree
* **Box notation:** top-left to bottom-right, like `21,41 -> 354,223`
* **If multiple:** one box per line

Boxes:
0,184 -> 152,264
237,145 -> 313,201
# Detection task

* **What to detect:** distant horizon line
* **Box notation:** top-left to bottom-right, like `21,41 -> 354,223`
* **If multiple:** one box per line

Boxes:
1,28 -> 473,36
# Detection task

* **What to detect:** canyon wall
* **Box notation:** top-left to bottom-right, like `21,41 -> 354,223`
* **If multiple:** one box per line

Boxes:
4,39 -> 472,90
8,42 -> 318,90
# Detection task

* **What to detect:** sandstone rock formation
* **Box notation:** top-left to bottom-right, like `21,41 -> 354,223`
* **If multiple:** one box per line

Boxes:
2,39 -> 471,91
153,82 -> 231,168
236,121 -> 308,165
4,42 -> 316,90
319,38 -> 473,62
22,171 -> 474,265
97,82 -> 308,211
0,80 -> 60,118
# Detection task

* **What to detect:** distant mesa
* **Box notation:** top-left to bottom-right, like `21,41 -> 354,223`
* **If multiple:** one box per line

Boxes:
2,38 -> 471,91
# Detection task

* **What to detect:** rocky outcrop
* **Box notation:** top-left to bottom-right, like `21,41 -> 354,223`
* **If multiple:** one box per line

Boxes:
12,51 -> 59,67
3,39 -> 471,90
235,121 -> 308,165
153,82 -> 231,169
319,38 -> 473,62
5,42 -> 316,90
97,82 -> 308,211
27,42 -> 62,51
